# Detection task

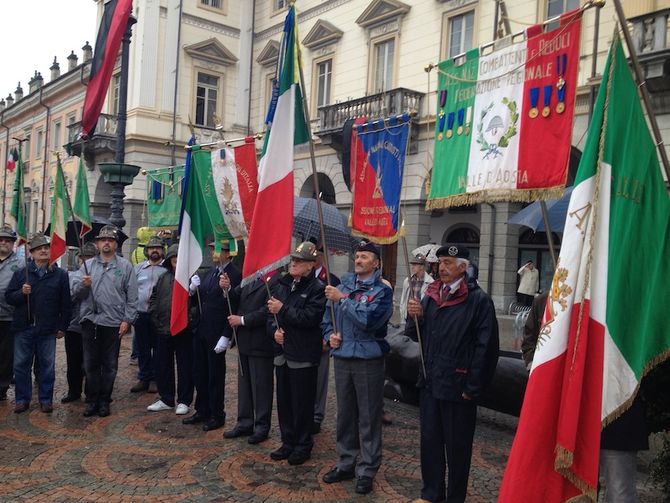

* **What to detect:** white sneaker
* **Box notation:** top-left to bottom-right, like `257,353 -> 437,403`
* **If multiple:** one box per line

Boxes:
147,400 -> 172,412
175,403 -> 190,415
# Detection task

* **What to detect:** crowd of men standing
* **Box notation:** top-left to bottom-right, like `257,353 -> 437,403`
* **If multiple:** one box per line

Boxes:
0,224 -> 499,502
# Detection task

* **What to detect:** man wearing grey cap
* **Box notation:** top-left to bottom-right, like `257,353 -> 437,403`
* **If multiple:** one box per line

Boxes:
0,227 -> 20,401
73,225 -> 138,418
321,240 -> 394,495
406,244 -> 499,503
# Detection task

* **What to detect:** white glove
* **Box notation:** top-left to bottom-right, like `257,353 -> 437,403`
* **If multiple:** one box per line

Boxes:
214,336 -> 231,353
189,275 -> 201,295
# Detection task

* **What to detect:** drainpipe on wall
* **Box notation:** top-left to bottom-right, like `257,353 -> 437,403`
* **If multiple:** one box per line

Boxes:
0,113 -> 10,226
247,0 -> 257,135
39,87 -> 51,232
484,202 -> 496,294
170,0 -> 184,166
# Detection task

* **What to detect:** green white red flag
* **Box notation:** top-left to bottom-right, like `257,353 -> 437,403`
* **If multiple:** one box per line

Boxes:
73,156 -> 92,237
241,4 -> 309,285
428,10 -> 582,209
499,36 -> 670,501
6,148 -> 18,172
170,146 -> 235,336
9,148 -> 27,244
49,157 -> 72,265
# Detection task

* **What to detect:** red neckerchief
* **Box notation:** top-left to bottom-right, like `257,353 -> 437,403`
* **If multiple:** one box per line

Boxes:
425,278 -> 469,308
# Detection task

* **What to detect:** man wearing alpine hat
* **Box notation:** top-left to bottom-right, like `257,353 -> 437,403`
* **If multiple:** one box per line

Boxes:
73,225 -> 138,418
6,234 -> 71,413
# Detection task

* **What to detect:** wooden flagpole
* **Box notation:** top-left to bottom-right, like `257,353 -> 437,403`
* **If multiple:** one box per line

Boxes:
292,1 -> 338,334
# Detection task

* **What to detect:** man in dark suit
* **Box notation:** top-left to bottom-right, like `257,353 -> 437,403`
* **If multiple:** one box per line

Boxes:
182,240 -> 241,432
220,270 -> 275,444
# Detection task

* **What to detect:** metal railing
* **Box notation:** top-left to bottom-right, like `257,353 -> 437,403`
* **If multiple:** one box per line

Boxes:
316,87 -> 424,133
67,113 -> 118,144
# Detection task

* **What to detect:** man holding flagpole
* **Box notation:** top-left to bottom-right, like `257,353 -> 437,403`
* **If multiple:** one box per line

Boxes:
406,244 -> 498,503
6,235 -> 71,414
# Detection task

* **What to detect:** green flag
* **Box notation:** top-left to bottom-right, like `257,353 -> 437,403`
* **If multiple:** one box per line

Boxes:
73,156 -> 92,237
9,148 -> 26,244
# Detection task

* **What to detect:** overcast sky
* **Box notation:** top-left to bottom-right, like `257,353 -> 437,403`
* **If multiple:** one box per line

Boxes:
0,1 -> 98,103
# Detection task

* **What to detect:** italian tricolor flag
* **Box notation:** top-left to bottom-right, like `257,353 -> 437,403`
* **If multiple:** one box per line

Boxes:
499,37 -> 670,501
428,10 -> 582,209
170,145 -> 235,336
241,4 -> 309,285
49,157 -> 72,265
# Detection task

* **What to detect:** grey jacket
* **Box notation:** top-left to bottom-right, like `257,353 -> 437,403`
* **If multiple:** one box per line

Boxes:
0,253 -> 21,321
67,268 -> 85,334
73,254 -> 138,327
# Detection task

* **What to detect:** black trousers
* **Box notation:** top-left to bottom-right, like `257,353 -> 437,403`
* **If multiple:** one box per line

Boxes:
275,363 -> 317,455
0,320 -> 13,389
64,330 -> 84,397
236,354 -> 273,436
81,322 -> 121,405
156,330 -> 193,407
192,331 -> 226,420
419,389 -> 477,503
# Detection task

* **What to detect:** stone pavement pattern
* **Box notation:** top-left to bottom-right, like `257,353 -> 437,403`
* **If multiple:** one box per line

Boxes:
0,338 -> 663,502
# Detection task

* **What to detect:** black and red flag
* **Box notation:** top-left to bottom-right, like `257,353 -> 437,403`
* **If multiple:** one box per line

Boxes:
81,0 -> 133,138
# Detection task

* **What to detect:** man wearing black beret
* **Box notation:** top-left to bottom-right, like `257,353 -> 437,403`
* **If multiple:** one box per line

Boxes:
321,240 -> 394,495
406,244 -> 499,503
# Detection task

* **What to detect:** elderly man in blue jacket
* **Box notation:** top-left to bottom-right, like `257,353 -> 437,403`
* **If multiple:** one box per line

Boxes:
321,240 -> 393,495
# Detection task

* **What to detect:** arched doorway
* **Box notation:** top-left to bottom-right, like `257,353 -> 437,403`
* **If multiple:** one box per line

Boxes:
299,173 -> 336,204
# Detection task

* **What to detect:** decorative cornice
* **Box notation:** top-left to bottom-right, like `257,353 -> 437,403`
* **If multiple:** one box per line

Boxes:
356,0 -> 411,29
255,0 -> 353,41
302,20 -> 343,50
183,13 -> 240,38
184,38 -> 238,66
257,40 -> 280,67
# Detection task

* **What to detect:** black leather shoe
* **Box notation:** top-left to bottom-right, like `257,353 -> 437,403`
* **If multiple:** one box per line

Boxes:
311,421 -> 321,434
61,394 -> 80,404
98,404 -> 111,417
14,403 -> 29,414
40,403 -> 53,413
287,450 -> 310,466
202,417 -> 225,432
355,476 -> 373,494
83,403 -> 99,417
270,445 -> 293,461
322,466 -> 355,484
182,413 -> 208,425
247,432 -> 268,445
223,426 -> 253,439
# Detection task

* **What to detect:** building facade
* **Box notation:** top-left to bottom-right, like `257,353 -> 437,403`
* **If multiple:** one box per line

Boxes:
1,0 -> 668,313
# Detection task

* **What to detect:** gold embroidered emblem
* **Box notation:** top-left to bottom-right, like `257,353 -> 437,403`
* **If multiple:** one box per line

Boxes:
537,263 -> 572,346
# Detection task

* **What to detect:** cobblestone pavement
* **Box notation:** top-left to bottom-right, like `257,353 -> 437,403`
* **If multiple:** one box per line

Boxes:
0,338 -> 663,502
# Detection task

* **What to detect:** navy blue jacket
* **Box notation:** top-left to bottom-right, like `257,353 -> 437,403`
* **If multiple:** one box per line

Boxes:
406,276 -> 499,402
193,262 -> 241,343
269,271 -> 326,364
6,262 -> 72,334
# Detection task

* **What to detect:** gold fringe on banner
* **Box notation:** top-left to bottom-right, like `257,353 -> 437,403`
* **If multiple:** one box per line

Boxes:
554,445 -> 597,502
425,186 -> 566,210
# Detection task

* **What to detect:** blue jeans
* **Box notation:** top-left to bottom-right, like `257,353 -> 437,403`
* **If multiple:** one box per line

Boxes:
13,327 -> 57,405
